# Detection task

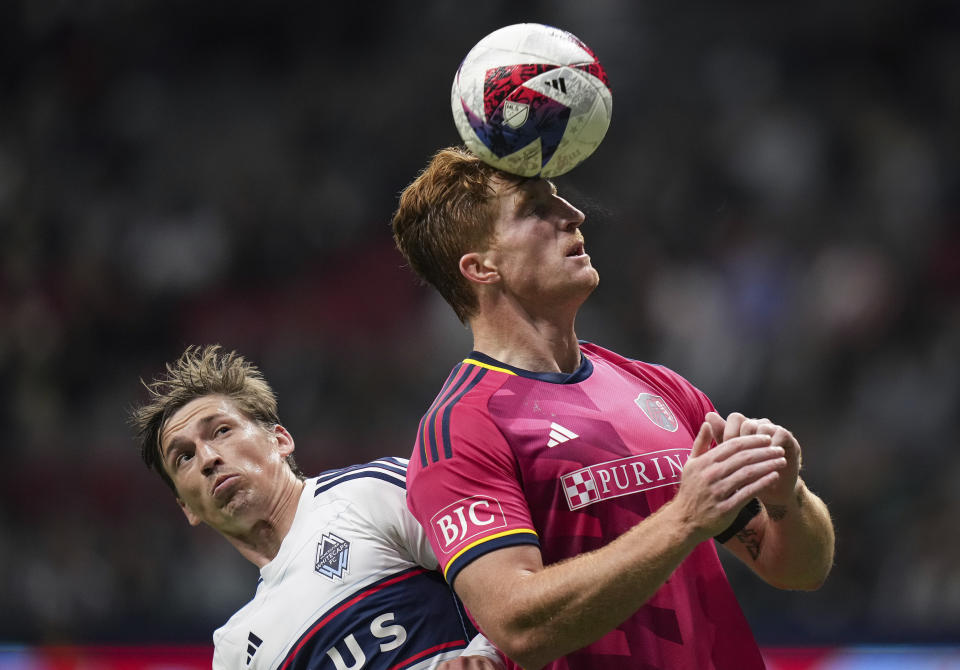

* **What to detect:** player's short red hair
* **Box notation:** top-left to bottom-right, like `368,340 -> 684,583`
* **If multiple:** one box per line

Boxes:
392,146 -> 525,323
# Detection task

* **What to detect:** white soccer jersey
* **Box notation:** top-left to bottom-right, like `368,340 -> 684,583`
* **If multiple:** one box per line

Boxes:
212,457 -> 480,670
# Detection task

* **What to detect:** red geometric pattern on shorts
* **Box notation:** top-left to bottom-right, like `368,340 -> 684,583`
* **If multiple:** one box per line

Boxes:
483,64 -> 557,120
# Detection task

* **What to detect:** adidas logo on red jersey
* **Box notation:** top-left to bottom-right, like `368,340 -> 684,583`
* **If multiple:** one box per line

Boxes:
547,422 -> 579,448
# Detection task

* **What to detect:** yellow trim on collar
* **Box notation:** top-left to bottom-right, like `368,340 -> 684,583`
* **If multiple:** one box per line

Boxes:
463,358 -> 518,376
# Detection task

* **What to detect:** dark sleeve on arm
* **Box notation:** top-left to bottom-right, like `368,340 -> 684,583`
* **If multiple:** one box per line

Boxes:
713,498 -> 762,544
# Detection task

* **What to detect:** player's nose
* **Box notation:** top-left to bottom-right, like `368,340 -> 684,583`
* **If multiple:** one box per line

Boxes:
558,197 -> 585,231
197,441 -> 224,476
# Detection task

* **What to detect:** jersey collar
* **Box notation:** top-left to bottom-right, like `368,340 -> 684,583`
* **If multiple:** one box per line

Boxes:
465,348 -> 594,384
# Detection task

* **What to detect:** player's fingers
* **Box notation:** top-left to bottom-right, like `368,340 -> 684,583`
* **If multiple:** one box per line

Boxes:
723,412 -> 747,443
710,443 -> 785,481
720,458 -> 786,499
707,433 -> 773,463
690,422 -> 712,458
726,471 -> 781,509
742,417 -> 776,436
771,426 -> 800,458
770,424 -> 793,444
704,412 -> 725,445
756,421 -> 778,438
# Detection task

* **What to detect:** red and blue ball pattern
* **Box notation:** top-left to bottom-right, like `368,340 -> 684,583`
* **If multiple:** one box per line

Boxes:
463,62 -> 609,170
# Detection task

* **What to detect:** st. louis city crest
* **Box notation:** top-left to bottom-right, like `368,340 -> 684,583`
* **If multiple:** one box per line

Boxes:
315,532 -> 350,581
635,393 -> 679,432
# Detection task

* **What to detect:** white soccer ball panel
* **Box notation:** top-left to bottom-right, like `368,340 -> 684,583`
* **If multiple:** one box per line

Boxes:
465,24 -> 596,70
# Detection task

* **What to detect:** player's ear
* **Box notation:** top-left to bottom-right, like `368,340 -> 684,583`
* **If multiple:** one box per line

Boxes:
177,497 -> 203,527
459,251 -> 500,285
274,424 -> 295,459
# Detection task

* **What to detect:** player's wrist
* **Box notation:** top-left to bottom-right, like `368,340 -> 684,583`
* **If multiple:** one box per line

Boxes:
759,479 -> 806,517
656,498 -> 715,547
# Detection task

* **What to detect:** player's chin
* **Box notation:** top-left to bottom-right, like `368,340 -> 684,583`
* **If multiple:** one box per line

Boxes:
578,265 -> 600,289
557,261 -> 599,294
568,274 -> 599,303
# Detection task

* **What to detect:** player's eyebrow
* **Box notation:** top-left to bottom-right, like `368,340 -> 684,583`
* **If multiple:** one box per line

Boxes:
516,178 -> 557,205
513,186 -> 535,210
160,413 -> 224,461
162,436 -> 191,463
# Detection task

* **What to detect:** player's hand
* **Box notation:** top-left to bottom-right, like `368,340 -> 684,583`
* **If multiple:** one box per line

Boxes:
438,655 -> 504,670
673,421 -> 786,541
705,412 -> 801,506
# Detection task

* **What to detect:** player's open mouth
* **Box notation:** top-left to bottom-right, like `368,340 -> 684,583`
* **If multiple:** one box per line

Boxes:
566,242 -> 585,257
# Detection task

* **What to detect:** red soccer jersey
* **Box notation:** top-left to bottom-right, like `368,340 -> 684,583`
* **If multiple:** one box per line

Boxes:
406,342 -> 765,670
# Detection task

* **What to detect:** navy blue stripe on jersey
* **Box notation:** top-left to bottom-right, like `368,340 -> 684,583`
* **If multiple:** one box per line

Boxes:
435,363 -> 464,402
440,367 -> 488,460
419,363 -> 469,467
314,460 -> 408,496
315,471 -> 406,496
280,567 -> 471,670
427,364 -> 472,464
378,456 -> 407,468
445,530 -> 540,586
316,458 -> 407,485
417,365 -> 462,467
414,415 -> 430,469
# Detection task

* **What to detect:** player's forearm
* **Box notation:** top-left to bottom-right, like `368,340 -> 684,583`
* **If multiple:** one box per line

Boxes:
738,480 -> 835,590
466,501 -> 702,669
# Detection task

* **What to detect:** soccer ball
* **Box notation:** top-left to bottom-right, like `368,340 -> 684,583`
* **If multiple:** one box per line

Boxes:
451,23 -> 612,178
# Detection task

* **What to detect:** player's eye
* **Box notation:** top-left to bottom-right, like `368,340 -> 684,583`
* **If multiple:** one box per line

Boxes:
174,451 -> 192,468
215,425 -> 230,437
526,201 -> 546,218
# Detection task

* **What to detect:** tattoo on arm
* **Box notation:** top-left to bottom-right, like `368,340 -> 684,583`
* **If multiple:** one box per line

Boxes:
736,528 -> 761,560
765,504 -> 787,521
765,483 -> 806,522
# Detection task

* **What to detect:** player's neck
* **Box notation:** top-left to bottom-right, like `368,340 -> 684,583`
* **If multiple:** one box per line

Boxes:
225,476 -> 305,569
470,309 -> 582,374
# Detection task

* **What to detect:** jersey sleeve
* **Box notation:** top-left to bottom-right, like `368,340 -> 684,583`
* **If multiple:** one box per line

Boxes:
329,457 -> 442,571
397,491 -> 441,571
407,403 -> 539,586
212,628 -> 242,670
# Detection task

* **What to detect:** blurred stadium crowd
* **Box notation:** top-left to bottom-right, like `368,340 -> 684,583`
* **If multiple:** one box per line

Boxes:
1,0 -> 957,649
